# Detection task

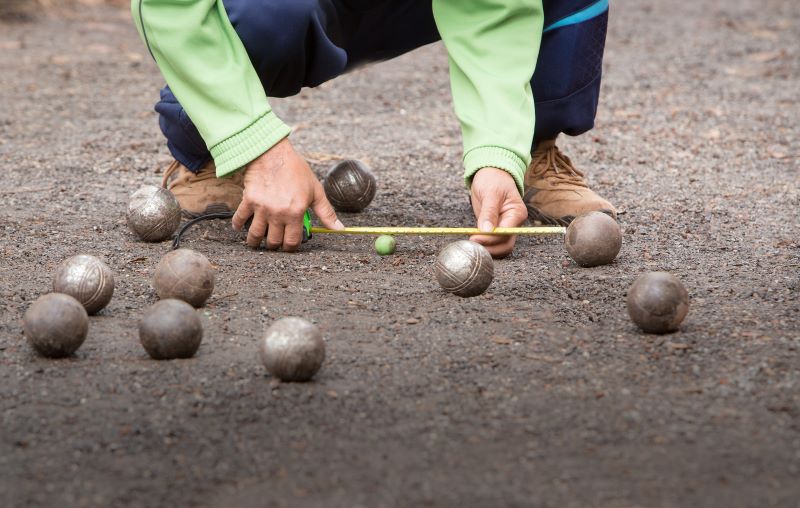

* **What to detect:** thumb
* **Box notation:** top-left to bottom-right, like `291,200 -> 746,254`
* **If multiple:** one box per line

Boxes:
312,182 -> 345,230
477,191 -> 501,233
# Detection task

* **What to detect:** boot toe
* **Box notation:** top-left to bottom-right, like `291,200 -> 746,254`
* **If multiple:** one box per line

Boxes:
163,160 -> 244,218
524,189 -> 617,226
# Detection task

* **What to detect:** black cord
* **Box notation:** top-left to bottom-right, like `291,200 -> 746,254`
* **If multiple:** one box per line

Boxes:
172,211 -> 309,249
172,212 -> 239,250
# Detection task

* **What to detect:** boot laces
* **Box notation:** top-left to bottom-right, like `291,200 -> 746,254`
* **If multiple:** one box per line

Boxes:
530,144 -> 588,188
161,161 -> 181,188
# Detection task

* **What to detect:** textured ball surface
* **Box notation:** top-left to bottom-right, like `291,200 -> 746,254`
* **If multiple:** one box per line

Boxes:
153,248 -> 215,308
260,317 -> 325,382
627,272 -> 689,334
23,293 -> 89,358
565,211 -> 622,267
323,160 -> 377,213
139,299 -> 203,360
126,185 -> 182,242
374,235 -> 396,256
434,240 -> 494,297
53,254 -> 114,315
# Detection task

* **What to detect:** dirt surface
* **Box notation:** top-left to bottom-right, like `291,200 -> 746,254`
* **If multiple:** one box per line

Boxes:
1,2 -> 798,507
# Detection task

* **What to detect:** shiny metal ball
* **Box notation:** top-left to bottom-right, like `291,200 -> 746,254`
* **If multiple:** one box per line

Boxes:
153,248 -> 215,308
434,240 -> 494,297
139,299 -> 203,360
23,293 -> 89,358
322,159 -> 377,213
259,317 -> 325,382
565,211 -> 622,267
126,185 -> 182,242
52,254 -> 114,315
627,272 -> 689,334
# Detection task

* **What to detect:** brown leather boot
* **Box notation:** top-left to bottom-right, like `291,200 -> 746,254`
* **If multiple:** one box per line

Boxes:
523,139 -> 617,226
162,160 -> 244,218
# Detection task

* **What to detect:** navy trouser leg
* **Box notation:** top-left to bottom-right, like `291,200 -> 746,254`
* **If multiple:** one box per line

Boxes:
155,87 -> 212,172
533,0 -> 609,145
154,0 -> 607,171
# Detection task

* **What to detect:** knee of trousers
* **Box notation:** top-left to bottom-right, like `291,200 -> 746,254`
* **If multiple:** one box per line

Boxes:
532,11 -> 608,141
224,0 -> 348,97
155,87 -> 211,171
533,11 -> 607,103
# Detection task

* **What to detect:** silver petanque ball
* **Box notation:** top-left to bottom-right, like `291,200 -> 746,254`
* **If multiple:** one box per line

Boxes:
259,317 -> 325,382
53,254 -> 114,315
23,293 -> 89,358
434,240 -> 494,298
565,211 -> 622,267
153,248 -> 215,308
126,185 -> 182,242
139,299 -> 203,360
627,272 -> 689,334
322,159 -> 377,213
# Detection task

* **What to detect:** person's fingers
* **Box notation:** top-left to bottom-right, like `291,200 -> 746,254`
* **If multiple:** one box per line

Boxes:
265,222 -> 285,251
470,191 -> 482,219
470,233 -> 516,259
232,201 -> 253,231
282,222 -> 303,252
471,197 -> 518,247
476,199 -> 526,255
498,200 -> 528,228
245,211 -> 268,249
312,183 -> 344,230
469,233 -> 505,247
490,236 -> 516,259
476,192 -> 501,233
470,193 -> 526,258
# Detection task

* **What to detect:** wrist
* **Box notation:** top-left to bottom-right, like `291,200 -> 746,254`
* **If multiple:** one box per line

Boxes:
463,146 -> 527,195
471,167 -> 519,192
211,110 -> 291,178
245,138 -> 293,172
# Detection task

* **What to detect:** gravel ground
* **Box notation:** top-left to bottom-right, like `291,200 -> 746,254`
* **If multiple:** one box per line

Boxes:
1,1 -> 798,507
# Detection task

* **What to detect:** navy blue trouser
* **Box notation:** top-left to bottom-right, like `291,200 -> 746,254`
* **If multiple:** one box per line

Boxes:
157,0 -> 609,172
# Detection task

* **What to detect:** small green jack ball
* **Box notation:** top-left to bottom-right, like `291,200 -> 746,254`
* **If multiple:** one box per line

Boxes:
374,235 -> 396,255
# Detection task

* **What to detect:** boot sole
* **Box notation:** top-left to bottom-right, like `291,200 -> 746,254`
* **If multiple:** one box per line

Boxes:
526,204 -> 616,226
181,203 -> 236,219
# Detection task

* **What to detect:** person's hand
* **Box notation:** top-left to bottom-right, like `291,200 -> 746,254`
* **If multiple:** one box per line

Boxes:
469,167 -> 528,258
232,138 -> 344,251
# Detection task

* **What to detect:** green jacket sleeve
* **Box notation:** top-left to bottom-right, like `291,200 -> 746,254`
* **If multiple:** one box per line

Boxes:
131,0 -> 291,176
432,0 -> 543,195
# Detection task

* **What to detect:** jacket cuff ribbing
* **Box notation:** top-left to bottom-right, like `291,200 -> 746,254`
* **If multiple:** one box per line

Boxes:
210,111 -> 292,177
463,146 -> 527,196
